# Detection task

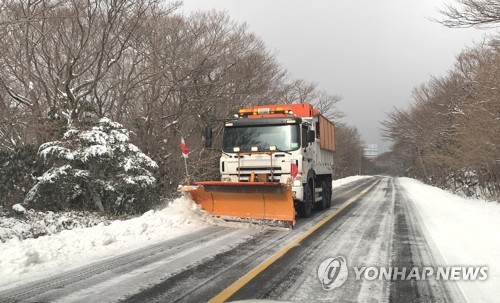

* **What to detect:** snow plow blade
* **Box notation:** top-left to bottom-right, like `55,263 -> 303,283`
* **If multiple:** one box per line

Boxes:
179,181 -> 295,228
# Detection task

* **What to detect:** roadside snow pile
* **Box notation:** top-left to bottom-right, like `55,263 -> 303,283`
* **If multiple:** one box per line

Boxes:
0,196 -> 215,288
332,175 -> 372,189
0,208 -> 113,243
399,177 -> 500,303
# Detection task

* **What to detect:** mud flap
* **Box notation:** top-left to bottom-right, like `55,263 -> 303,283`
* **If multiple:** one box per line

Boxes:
179,181 -> 295,227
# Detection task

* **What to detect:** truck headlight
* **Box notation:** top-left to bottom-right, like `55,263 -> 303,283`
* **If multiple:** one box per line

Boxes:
293,179 -> 302,187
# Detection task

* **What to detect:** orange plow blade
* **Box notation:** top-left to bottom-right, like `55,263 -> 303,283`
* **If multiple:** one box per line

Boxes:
179,181 -> 295,228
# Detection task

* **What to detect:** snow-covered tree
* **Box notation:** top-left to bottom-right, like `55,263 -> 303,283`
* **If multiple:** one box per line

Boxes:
24,118 -> 158,214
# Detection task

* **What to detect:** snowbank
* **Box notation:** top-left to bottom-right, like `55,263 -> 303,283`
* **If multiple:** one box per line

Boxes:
332,175 -> 372,189
0,209 -> 114,242
0,197 -> 218,289
399,177 -> 500,303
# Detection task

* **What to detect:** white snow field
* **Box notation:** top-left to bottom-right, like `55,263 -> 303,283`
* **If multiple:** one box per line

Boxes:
0,197 -> 218,289
399,177 -> 500,303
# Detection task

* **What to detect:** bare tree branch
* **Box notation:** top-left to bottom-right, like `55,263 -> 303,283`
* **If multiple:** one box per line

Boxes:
438,0 -> 500,28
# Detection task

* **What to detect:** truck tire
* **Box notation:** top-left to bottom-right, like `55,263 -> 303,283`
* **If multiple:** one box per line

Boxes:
322,180 -> 332,208
297,184 -> 313,218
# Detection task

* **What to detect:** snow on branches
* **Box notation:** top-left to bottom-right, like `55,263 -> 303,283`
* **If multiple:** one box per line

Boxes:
24,118 -> 158,214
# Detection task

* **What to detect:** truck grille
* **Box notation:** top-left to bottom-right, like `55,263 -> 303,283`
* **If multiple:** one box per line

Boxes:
234,166 -> 282,182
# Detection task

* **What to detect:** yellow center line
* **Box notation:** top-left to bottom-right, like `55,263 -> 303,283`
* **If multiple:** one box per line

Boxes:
208,179 -> 380,303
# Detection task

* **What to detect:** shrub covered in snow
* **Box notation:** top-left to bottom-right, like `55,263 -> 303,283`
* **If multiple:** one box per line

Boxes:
24,118 -> 159,214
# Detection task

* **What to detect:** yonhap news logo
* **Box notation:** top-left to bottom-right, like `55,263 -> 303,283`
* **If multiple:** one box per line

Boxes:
318,255 -> 488,291
317,256 -> 349,290
352,266 -> 488,281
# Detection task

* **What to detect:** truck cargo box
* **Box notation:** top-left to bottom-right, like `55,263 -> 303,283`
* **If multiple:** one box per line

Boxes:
317,115 -> 335,152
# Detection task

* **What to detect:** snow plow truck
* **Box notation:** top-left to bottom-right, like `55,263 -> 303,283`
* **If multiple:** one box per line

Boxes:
179,103 -> 335,228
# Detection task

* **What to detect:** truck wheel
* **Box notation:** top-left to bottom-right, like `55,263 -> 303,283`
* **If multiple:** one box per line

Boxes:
322,180 -> 332,208
297,184 -> 313,218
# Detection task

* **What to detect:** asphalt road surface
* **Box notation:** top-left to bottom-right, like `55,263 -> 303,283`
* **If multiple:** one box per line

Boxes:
0,176 -> 465,303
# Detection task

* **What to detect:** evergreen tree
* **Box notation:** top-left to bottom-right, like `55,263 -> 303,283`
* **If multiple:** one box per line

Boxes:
24,118 -> 158,214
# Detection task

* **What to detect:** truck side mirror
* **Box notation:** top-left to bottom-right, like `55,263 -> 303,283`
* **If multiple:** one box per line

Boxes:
307,130 -> 315,143
205,126 -> 213,149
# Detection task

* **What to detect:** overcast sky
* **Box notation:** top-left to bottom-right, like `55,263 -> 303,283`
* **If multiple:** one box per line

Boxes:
180,0 -> 495,153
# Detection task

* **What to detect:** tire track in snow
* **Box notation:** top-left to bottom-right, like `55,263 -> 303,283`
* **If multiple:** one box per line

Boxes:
389,180 -> 465,303
0,226 -> 231,302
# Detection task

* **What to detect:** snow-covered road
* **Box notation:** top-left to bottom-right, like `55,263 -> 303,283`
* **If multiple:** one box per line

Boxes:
1,176 -> 498,302
224,177 -> 462,302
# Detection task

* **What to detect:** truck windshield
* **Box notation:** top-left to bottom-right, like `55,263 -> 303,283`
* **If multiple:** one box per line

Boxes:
222,124 -> 300,153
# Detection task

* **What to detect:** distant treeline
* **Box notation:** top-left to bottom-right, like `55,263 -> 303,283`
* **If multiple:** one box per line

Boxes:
0,0 -> 365,213
383,38 -> 500,200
